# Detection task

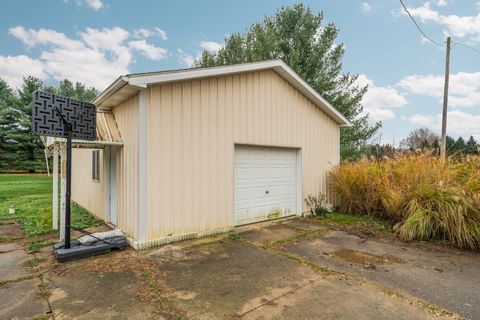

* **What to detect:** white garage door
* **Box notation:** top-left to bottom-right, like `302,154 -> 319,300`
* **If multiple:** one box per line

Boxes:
234,145 -> 298,225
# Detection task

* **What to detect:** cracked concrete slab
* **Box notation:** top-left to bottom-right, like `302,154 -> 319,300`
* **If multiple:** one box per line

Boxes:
0,248 -> 32,282
0,217 -> 470,319
284,229 -> 479,319
157,238 -> 441,319
0,278 -> 50,320
0,242 -> 19,253
49,269 -> 158,320
242,278 -> 432,320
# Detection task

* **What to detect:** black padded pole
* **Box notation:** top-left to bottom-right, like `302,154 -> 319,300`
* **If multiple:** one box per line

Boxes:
64,125 -> 72,249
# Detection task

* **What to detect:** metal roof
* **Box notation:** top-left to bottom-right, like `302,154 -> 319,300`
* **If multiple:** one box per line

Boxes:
94,60 -> 351,127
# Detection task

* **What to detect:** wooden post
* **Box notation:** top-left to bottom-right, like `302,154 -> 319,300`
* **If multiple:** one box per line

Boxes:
440,36 -> 451,160
60,147 -> 66,242
52,149 -> 59,230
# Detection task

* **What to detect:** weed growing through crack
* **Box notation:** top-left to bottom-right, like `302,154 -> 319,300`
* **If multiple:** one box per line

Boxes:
26,239 -> 57,253
262,228 -> 325,250
38,273 -> 50,298
22,257 -> 43,268
0,235 -> 11,243
144,272 -> 171,309
228,232 -> 242,240
142,271 -> 185,320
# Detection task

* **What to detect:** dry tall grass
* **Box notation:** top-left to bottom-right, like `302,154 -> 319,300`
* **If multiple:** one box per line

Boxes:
330,152 -> 480,250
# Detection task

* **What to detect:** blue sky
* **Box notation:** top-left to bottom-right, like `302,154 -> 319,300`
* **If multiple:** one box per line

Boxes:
1,0 -> 479,143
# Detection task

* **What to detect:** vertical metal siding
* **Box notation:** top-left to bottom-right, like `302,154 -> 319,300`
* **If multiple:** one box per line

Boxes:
146,70 -> 340,240
71,148 -> 105,219
112,95 -> 139,238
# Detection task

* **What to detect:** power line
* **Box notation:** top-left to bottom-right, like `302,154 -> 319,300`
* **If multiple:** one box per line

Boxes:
400,0 -> 442,47
453,42 -> 480,54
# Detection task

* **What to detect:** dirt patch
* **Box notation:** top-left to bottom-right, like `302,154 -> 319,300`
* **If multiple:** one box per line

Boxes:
333,249 -> 404,267
238,223 -> 299,246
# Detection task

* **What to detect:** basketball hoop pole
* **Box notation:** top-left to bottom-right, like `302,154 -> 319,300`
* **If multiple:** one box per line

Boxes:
54,106 -> 73,249
65,124 -> 72,249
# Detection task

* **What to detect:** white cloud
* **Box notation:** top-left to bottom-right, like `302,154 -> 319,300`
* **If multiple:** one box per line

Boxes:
200,41 -> 222,53
129,40 -> 167,60
436,0 -> 448,6
409,110 -> 480,139
133,28 -> 153,38
361,2 -> 371,13
80,27 -> 129,52
6,26 -> 169,89
9,26 -> 83,49
404,2 -> 480,42
77,0 -> 104,11
133,27 -> 168,40
0,55 -> 46,88
398,72 -> 480,108
155,28 -> 168,40
356,74 -> 408,121
177,49 -> 195,67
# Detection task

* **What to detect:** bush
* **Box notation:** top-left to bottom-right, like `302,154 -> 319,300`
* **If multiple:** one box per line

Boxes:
330,152 -> 480,250
305,193 -> 332,216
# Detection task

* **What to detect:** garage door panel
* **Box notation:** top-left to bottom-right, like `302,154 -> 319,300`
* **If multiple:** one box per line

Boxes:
235,188 -> 265,200
234,145 -> 298,226
266,166 -> 295,176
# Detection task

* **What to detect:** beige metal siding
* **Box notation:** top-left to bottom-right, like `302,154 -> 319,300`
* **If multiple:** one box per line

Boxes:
72,148 -> 105,219
146,70 -> 339,240
112,95 -> 139,238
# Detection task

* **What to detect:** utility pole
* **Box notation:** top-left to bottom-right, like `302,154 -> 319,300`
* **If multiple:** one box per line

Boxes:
440,36 -> 451,160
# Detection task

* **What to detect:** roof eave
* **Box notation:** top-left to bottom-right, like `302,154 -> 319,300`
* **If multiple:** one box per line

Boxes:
93,76 -> 128,108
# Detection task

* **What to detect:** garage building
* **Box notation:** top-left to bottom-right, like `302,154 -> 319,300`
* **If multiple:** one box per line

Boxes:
71,60 -> 350,249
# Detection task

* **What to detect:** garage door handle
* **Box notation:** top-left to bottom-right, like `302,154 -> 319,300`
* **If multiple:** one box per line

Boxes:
265,190 -> 269,194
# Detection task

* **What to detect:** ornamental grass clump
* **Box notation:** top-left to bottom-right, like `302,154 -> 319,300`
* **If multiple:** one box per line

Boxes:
329,152 -> 480,250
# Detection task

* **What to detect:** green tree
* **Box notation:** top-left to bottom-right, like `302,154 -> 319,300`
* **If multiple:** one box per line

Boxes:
465,136 -> 478,154
445,135 -> 456,155
195,4 -> 380,160
454,136 -> 466,154
0,77 -> 45,172
46,79 -> 98,102
0,79 -> 19,168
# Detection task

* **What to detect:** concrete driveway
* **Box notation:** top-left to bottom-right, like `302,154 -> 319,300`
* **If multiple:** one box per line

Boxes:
0,216 -> 476,319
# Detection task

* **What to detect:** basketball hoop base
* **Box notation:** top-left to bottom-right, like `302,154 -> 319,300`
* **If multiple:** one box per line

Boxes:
53,236 -> 127,262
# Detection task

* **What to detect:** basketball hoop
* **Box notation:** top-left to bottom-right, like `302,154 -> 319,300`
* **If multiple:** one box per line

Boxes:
32,90 -> 96,252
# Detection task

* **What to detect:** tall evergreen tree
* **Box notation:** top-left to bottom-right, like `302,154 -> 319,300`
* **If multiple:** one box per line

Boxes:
0,79 -> 19,169
465,136 -> 478,154
445,135 -> 456,155
0,77 -> 44,171
195,4 -> 380,160
454,137 -> 466,154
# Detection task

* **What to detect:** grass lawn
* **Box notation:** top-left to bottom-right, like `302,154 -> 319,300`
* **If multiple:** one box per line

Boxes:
0,174 -> 102,237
